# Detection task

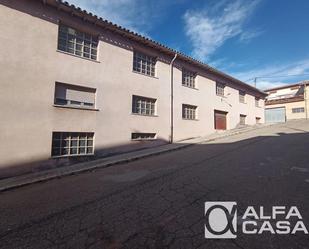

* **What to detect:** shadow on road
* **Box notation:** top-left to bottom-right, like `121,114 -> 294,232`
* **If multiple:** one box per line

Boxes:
1,130 -> 309,249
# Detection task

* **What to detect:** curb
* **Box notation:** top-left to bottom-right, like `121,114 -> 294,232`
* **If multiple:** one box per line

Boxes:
0,124 -> 271,192
0,143 -> 192,192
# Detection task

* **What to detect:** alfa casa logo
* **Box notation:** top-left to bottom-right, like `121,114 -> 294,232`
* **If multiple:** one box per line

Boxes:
205,202 -> 308,239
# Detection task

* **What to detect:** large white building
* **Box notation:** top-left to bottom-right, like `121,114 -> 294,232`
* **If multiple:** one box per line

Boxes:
0,0 -> 266,178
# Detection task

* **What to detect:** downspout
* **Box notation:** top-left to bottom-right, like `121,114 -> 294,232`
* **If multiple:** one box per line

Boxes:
304,82 -> 308,120
170,53 -> 178,143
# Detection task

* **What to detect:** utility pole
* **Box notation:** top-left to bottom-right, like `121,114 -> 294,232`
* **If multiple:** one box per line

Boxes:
254,77 -> 257,88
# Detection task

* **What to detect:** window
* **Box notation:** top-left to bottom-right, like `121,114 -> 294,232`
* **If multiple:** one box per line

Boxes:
132,95 -> 156,116
182,69 -> 196,88
51,132 -> 94,157
133,51 -> 156,76
54,82 -> 96,109
240,114 -> 246,125
58,24 -> 98,60
255,98 -> 260,107
239,91 -> 246,103
182,104 -> 197,120
292,107 -> 305,113
216,83 -> 225,96
131,133 -> 156,140
256,117 -> 261,124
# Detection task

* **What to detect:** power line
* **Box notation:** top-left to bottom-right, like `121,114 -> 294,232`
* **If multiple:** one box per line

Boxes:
245,73 -> 309,82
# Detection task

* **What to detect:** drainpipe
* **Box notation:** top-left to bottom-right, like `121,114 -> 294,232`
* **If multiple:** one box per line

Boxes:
304,82 -> 308,120
170,53 -> 178,143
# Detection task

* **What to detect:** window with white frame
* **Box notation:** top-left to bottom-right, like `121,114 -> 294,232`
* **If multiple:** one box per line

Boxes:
51,132 -> 94,157
58,24 -> 98,60
239,91 -> 246,103
182,104 -> 197,120
292,107 -> 305,113
255,98 -> 260,107
182,69 -> 196,88
54,82 -> 96,109
216,83 -> 225,96
132,95 -> 156,116
133,51 -> 156,76
131,133 -> 156,140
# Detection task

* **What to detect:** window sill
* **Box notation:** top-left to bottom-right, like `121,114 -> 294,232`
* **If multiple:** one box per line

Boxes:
240,102 -> 247,104
217,94 -> 226,98
131,113 -> 158,117
51,153 -> 95,159
182,118 -> 199,121
182,84 -> 199,90
53,104 -> 99,111
56,50 -> 100,63
131,138 -> 157,141
132,70 -> 159,79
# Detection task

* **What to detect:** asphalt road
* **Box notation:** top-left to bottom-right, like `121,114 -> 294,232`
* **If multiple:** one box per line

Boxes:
1,120 -> 309,249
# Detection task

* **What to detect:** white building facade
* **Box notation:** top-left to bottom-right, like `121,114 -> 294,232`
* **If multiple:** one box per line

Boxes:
0,0 -> 266,178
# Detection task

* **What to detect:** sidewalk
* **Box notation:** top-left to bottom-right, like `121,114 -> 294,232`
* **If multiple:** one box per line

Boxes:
0,124 -> 271,192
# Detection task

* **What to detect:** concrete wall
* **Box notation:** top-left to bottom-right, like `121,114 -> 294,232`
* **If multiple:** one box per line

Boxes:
0,0 -> 265,177
265,101 -> 306,120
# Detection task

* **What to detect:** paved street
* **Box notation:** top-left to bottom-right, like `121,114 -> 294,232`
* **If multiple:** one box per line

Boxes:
1,120 -> 309,249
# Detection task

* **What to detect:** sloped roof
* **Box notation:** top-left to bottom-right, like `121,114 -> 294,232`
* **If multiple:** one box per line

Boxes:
43,0 -> 267,97
264,80 -> 309,92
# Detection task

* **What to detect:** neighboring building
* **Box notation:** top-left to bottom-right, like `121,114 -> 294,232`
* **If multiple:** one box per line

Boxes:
264,81 -> 309,123
0,0 -> 266,178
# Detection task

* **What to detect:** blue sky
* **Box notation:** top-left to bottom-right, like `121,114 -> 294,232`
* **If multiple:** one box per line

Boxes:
68,0 -> 309,90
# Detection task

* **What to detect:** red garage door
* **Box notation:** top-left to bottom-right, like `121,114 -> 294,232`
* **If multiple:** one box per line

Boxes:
214,110 -> 227,130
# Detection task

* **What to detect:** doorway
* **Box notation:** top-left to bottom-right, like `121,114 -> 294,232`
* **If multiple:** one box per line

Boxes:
214,110 -> 227,130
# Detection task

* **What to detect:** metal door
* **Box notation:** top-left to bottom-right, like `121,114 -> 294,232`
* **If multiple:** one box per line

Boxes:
265,107 -> 286,123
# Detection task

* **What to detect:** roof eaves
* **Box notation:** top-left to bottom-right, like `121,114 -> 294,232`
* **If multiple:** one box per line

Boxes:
264,80 -> 309,92
50,0 -> 267,96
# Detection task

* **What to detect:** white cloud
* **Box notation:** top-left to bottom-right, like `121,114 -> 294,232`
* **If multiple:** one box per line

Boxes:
67,0 -> 156,34
183,0 -> 261,61
239,29 -> 264,43
230,60 -> 309,90
209,58 -> 227,68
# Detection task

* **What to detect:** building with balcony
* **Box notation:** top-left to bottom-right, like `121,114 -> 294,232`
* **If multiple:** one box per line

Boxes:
0,0 -> 266,178
264,81 -> 309,123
